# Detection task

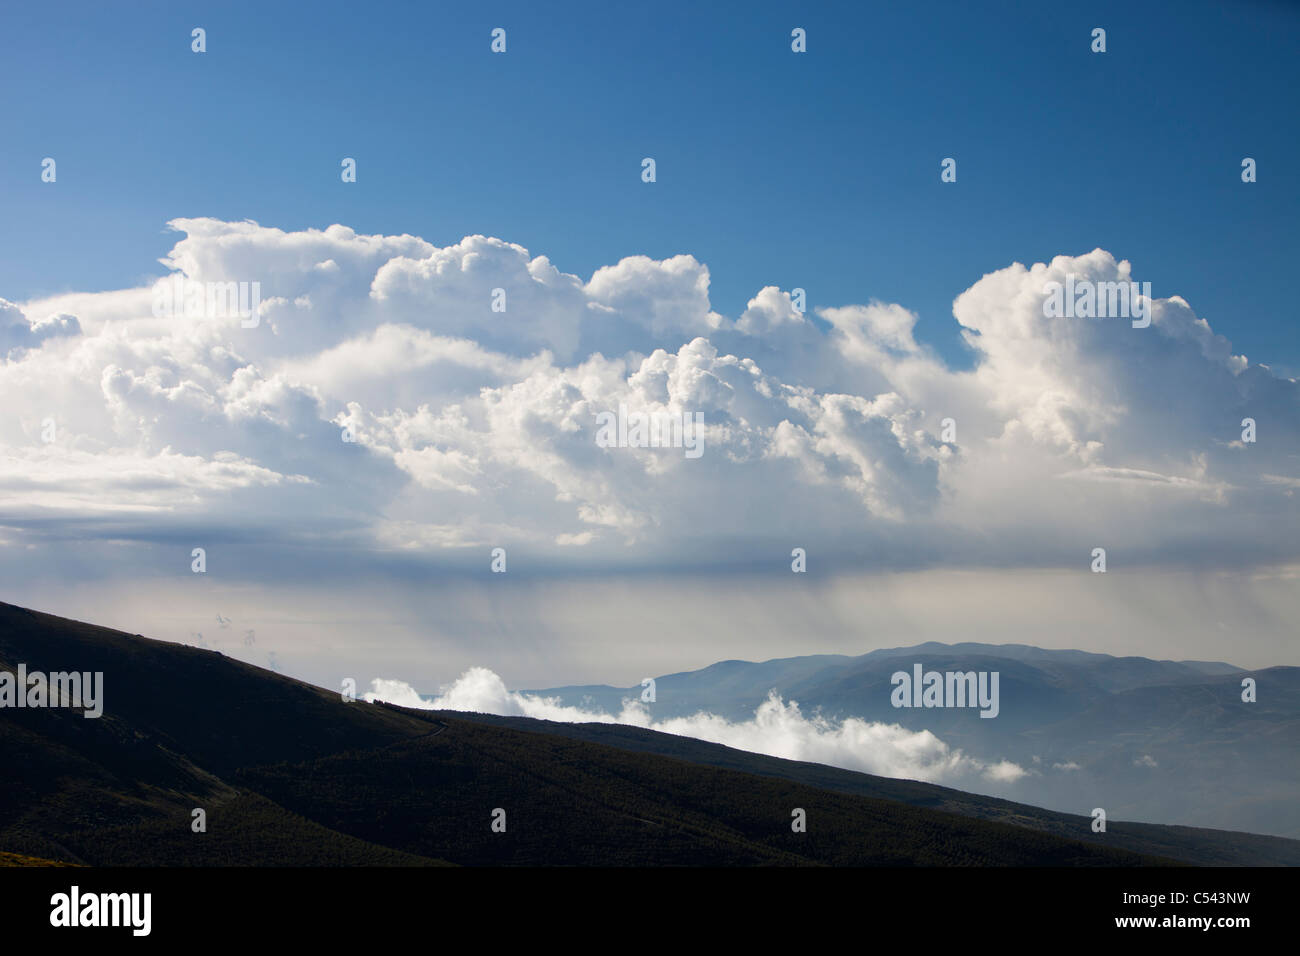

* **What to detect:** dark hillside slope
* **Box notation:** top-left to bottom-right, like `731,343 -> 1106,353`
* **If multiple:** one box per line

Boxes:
447,713 -> 1300,866
0,601 -> 1230,866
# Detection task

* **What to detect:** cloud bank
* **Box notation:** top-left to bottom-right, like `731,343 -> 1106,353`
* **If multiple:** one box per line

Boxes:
2,218 -> 1294,578
365,668 -> 1028,786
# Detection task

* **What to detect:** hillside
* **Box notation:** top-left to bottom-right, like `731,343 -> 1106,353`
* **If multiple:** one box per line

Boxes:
447,712 -> 1300,865
0,601 -> 1287,866
525,644 -> 1300,837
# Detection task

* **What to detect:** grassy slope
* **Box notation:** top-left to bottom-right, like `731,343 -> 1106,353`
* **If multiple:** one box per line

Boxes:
0,601 -> 1252,866
443,714 -> 1300,865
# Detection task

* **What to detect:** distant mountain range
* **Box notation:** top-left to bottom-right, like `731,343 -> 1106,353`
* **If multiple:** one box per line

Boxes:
2,601 -> 1297,865
524,643 -> 1300,839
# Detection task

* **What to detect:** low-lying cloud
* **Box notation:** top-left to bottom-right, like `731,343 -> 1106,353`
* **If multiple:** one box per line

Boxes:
365,668 -> 1029,786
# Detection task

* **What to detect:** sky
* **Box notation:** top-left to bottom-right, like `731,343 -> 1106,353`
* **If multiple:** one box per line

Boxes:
0,1 -> 1297,696
2,0 -> 1298,371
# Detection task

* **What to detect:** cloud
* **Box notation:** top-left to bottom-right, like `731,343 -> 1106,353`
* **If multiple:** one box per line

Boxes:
1,220 -> 1295,578
1,299 -> 80,358
365,668 -> 1028,786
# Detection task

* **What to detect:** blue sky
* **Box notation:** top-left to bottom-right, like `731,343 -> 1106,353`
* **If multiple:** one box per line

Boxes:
2,0 -> 1297,371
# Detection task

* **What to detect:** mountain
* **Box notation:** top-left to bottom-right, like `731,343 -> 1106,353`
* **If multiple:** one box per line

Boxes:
444,712 -> 1300,866
526,643 -> 1246,719
524,644 -> 1300,838
1,601 -> 1294,866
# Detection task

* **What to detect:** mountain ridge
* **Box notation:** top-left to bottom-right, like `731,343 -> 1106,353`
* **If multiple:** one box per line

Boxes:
2,601 -> 1295,865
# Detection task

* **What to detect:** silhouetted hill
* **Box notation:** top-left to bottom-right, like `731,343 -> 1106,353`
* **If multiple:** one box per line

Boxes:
0,601 -> 1285,866
445,712 -> 1300,866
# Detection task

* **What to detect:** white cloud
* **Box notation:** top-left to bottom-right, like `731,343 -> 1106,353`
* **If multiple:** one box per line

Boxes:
0,220 -> 1294,577
1,298 -> 80,358
365,668 -> 1027,785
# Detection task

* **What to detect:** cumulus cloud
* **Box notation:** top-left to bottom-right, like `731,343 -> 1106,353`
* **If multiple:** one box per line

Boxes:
0,298 -> 80,358
1,218 -> 1295,575
365,668 -> 1027,785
